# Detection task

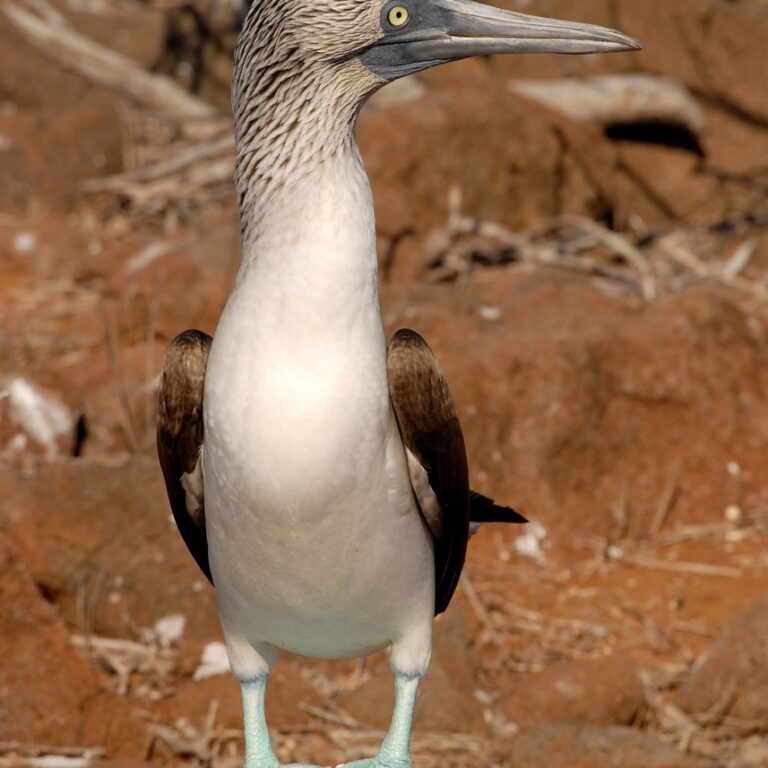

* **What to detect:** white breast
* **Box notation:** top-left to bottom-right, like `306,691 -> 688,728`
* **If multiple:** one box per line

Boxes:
202,151 -> 435,661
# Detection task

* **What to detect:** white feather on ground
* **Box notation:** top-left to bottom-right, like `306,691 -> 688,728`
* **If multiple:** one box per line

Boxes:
152,614 -> 186,648
193,641 -> 231,681
514,521 -> 548,564
4,378 -> 72,455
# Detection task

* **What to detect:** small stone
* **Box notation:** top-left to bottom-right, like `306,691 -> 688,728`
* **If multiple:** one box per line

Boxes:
13,232 -> 36,253
478,304 -> 502,321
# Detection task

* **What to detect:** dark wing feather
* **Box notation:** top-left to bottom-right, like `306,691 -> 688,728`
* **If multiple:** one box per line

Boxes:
157,329 -> 213,583
387,329 -> 470,615
470,491 -> 527,524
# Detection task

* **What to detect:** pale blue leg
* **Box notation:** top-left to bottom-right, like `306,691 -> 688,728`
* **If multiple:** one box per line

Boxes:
241,676 -> 280,768
241,676 -> 323,768
344,674 -> 421,768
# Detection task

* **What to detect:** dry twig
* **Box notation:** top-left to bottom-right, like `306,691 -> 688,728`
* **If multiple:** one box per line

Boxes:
71,633 -> 177,698
145,701 -> 242,768
3,0 -> 216,118
0,743 -> 104,759
510,74 -> 707,136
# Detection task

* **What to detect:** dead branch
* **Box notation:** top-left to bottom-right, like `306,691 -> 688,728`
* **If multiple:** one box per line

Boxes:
326,728 -> 487,766
510,74 -> 706,136
72,632 -> 177,698
3,0 -> 217,118
86,133 -> 234,190
298,704 -> 360,729
621,554 -> 743,579
145,700 -> 242,768
650,468 -> 681,537
0,743 -> 105,759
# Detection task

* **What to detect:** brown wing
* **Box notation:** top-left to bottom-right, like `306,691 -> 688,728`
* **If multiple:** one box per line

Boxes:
387,329 -> 470,615
157,329 -> 213,583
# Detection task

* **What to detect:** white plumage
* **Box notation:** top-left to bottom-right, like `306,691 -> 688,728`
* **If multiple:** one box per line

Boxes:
203,148 -> 434,678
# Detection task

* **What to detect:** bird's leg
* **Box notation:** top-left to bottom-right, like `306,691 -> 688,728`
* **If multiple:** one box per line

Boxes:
344,674 -> 421,768
377,674 -> 420,768
241,676 -> 280,768
242,674 -> 325,768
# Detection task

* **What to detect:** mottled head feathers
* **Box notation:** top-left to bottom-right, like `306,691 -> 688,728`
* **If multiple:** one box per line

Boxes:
233,0 -> 386,234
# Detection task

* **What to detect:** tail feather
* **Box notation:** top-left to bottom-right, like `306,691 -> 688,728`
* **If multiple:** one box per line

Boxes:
470,491 -> 527,524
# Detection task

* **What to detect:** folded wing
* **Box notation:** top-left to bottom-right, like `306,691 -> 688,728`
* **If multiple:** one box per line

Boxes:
157,329 -> 213,583
388,329 -> 525,614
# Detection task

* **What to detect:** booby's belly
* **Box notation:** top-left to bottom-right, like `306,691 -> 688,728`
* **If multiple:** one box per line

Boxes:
204,429 -> 434,658
203,345 -> 435,660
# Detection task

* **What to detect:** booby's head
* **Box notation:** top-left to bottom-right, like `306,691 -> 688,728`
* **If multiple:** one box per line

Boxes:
233,0 -> 639,233
358,0 -> 641,80
236,0 -> 639,100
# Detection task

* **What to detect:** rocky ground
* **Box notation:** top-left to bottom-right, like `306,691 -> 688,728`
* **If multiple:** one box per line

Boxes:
1,1 -> 768,767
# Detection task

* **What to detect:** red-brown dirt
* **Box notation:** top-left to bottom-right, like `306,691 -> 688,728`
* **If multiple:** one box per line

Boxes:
1,1 -> 768,768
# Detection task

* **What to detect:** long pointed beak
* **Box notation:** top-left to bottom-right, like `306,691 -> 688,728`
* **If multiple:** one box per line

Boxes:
360,0 -> 641,79
414,0 -> 641,57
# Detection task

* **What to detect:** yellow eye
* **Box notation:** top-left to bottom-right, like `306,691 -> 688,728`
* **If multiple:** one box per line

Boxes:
387,5 -> 409,27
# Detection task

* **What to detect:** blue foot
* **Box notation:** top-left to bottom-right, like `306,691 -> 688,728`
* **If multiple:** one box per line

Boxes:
283,764 -> 327,768
340,758 -> 410,768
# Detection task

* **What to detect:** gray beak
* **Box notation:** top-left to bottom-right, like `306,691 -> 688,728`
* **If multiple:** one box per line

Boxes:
360,0 -> 642,80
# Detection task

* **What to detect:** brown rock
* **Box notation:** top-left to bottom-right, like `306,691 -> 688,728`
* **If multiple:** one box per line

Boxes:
703,107 -> 768,178
614,0 -> 720,94
497,654 -> 644,727
676,597 -> 768,722
693,2 -> 768,125
616,143 -> 720,225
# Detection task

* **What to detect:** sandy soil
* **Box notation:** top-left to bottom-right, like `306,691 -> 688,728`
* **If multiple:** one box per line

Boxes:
1,1 -> 768,767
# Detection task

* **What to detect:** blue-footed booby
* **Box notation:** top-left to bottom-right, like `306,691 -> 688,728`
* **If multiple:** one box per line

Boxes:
157,2 -> 640,766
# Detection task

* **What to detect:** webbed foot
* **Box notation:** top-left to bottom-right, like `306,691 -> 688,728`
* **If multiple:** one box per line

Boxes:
283,764 -> 328,768
339,758 -> 410,768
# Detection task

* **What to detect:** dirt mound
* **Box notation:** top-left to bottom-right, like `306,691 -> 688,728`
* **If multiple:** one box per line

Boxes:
381,275 -> 768,539
0,532 -> 145,755
503,723 -> 710,768
498,654 -> 644,727
675,598 -> 768,723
